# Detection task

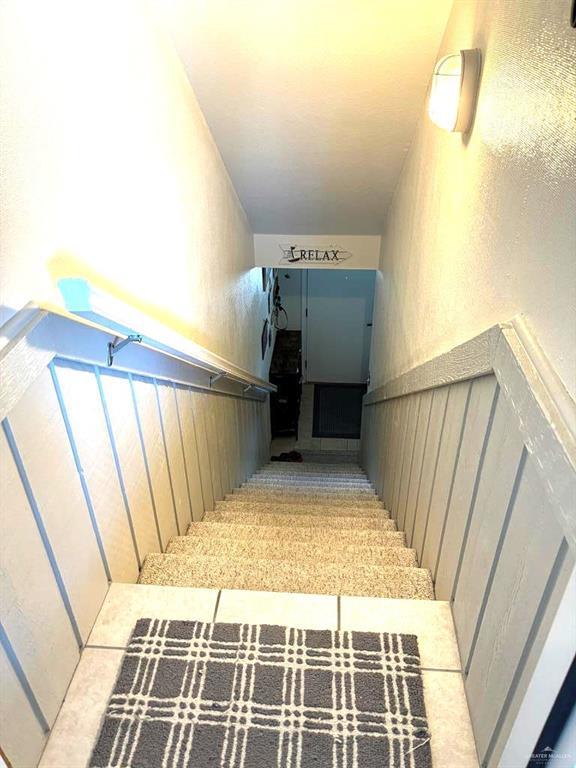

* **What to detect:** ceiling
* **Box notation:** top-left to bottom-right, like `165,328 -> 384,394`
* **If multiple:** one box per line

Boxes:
153,0 -> 453,235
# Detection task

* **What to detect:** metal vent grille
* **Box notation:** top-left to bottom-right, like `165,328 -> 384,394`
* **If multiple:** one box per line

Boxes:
312,383 -> 366,439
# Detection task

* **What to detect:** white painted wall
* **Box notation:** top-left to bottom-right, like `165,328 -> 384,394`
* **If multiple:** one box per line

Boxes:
0,0 -> 272,379
305,270 -> 375,383
370,0 -> 576,399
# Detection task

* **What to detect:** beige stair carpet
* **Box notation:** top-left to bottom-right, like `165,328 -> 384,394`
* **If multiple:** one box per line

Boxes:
137,459 -> 434,600
167,534 -> 418,567
229,490 -> 384,508
187,521 -> 408,547
215,499 -> 385,518
204,510 -> 397,531
139,552 -> 433,599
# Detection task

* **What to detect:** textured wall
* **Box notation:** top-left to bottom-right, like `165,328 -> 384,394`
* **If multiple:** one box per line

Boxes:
370,0 -> 576,399
0,0 -> 271,378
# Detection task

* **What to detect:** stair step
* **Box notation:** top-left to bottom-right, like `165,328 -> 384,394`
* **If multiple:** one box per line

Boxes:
139,553 -> 434,599
299,452 -> 360,464
265,463 -> 364,474
254,474 -> 369,484
242,482 -> 376,495
242,477 -> 374,493
229,490 -> 383,508
187,521 -> 407,547
167,536 -> 418,567
204,510 -> 396,530
215,500 -> 384,518
254,464 -> 367,480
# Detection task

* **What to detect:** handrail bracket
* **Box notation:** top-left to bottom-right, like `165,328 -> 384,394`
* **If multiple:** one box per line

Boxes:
107,334 -> 142,367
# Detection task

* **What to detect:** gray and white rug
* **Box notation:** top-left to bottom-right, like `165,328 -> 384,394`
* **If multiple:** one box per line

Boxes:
90,618 -> 431,768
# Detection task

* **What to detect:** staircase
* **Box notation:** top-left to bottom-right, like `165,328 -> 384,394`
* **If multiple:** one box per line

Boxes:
139,458 -> 434,599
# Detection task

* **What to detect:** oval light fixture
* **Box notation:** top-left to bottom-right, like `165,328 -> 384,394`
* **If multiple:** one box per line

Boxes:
428,49 -> 481,132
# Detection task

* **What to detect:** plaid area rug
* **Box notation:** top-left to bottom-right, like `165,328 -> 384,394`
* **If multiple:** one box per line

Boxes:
90,619 -> 431,768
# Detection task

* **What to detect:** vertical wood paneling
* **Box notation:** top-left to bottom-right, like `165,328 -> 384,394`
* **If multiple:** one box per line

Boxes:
156,381 -> 191,535
375,404 -> 387,496
174,387 -> 205,522
365,404 -> 378,482
236,399 -> 247,483
257,400 -> 266,468
382,400 -> 400,511
233,399 -> 243,487
131,377 -> 178,549
100,372 -> 161,557
9,369 -> 108,641
435,376 -> 498,600
203,394 -> 224,501
488,552 -> 575,768
0,429 -> 80,725
218,397 -> 233,495
190,392 -> 215,511
55,364 -> 139,582
420,380 -> 471,573
246,401 -> 256,478
465,457 -> 566,762
404,390 -> 434,544
0,642 -> 47,768
391,398 -> 409,516
453,394 -> 526,665
412,387 -> 449,560
397,395 -> 420,528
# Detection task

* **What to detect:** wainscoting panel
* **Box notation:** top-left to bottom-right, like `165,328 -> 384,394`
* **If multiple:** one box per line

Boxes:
190,391 -> 215,512
0,641 -> 47,768
131,375 -> 179,550
0,429 -> 80,727
55,362 -> 140,582
452,394 -> 526,664
404,390 -> 433,543
420,379 -> 471,573
464,456 -> 569,762
8,368 -> 109,641
362,321 -> 576,767
411,386 -> 449,554
156,381 -> 191,536
174,386 -> 205,522
435,375 -> 498,600
99,370 -> 162,559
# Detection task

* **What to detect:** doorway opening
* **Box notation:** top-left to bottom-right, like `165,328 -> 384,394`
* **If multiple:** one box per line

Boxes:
269,268 -> 375,455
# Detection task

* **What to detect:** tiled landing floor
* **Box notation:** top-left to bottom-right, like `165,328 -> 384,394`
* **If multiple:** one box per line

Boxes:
39,584 -> 479,768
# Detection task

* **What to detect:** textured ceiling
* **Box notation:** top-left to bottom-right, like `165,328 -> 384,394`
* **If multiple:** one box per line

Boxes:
153,0 -> 453,234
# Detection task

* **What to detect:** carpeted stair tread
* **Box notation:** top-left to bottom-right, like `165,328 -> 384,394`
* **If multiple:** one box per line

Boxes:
187,521 -> 407,547
299,452 -> 360,464
234,481 -> 377,499
166,536 -> 418,567
139,553 -> 434,599
253,476 -> 370,486
242,477 -> 374,493
260,461 -> 366,476
241,484 -> 376,496
204,510 -> 396,530
229,490 -> 383,508
215,500 -> 386,518
258,466 -> 366,476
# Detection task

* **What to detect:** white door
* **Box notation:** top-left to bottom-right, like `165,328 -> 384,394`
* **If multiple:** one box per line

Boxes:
303,270 -> 375,383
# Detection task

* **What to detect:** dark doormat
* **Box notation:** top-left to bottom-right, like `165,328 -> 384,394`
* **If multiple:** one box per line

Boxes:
313,383 -> 367,439
89,618 -> 431,768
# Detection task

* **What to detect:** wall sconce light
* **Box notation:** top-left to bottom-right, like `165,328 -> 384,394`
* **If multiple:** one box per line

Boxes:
428,49 -> 481,132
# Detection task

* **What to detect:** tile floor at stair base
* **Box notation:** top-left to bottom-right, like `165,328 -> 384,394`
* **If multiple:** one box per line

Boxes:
38,583 -> 478,768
